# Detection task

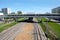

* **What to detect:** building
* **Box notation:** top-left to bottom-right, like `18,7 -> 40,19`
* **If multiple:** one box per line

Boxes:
17,11 -> 22,14
2,8 -> 11,15
52,7 -> 60,14
11,12 -> 16,14
0,12 -> 4,21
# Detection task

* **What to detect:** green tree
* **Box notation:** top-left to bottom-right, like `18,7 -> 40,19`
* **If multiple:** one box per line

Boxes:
17,11 -> 22,14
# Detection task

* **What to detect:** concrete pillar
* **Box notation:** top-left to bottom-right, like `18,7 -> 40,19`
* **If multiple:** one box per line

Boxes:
13,17 -> 18,22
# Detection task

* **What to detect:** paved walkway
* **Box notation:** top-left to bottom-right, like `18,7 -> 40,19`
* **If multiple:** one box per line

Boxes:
15,23 -> 34,40
0,20 -> 47,40
15,18 -> 47,40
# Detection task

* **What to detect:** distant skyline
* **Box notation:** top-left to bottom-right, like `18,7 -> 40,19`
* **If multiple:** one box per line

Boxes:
0,0 -> 60,14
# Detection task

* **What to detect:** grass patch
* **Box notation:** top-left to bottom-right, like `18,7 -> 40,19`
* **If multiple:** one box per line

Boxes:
39,23 -> 46,32
37,18 -> 60,40
0,18 -> 26,32
38,18 -> 60,38
48,22 -> 60,38
37,18 -> 46,32
0,22 -> 17,32
18,18 -> 26,21
41,18 -> 47,21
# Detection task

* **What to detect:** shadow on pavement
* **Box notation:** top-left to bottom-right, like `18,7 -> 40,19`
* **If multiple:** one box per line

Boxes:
17,19 -> 42,23
17,19 -> 60,23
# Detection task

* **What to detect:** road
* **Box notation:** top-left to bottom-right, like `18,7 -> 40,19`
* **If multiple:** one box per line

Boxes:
15,23 -> 34,40
0,22 -> 26,40
0,19 -> 47,40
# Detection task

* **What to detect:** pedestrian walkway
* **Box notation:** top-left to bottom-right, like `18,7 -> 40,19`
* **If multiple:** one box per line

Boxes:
15,23 -> 34,40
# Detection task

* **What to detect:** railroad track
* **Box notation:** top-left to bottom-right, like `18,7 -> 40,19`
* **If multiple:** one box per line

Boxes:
33,23 -> 47,40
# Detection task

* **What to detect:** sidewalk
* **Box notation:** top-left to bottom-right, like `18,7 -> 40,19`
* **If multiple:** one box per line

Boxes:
15,23 -> 34,40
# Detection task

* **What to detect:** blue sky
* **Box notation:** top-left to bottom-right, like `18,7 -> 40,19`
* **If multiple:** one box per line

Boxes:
0,0 -> 60,13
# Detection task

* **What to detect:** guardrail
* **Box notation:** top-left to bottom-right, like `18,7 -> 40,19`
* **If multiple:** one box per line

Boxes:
4,14 -> 60,18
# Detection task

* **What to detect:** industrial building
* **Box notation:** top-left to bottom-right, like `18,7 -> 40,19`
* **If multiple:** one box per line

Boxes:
2,8 -> 11,15
0,12 -> 4,21
52,7 -> 60,14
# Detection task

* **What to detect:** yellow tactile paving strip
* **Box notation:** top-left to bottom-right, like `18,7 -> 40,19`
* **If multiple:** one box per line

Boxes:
15,23 -> 34,40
